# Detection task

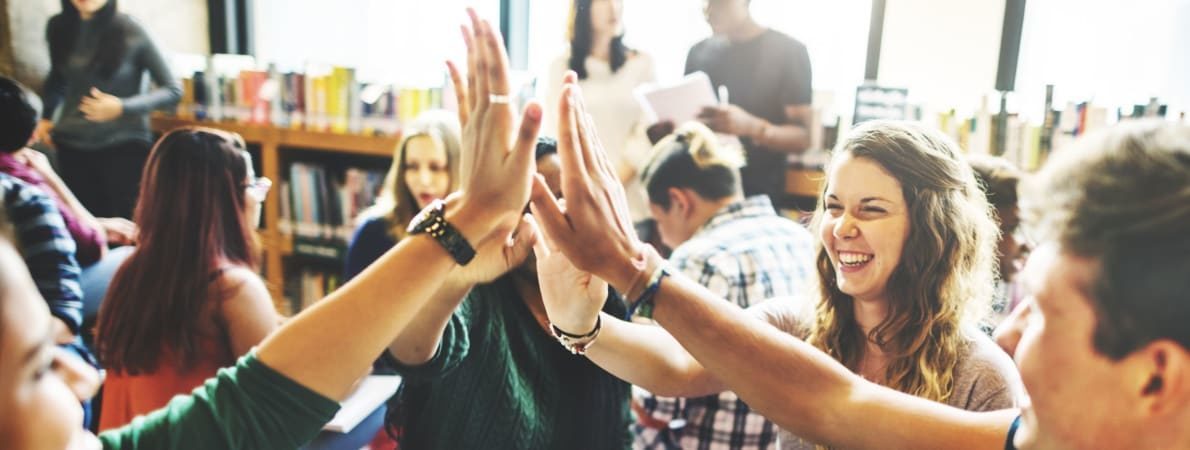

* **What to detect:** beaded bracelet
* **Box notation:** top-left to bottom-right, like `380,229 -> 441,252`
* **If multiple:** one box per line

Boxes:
550,315 -> 602,355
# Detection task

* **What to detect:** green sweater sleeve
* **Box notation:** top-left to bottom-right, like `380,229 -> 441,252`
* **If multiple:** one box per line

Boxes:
99,352 -> 340,450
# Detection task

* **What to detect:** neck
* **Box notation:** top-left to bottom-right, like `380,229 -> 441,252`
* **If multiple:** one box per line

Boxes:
852,296 -> 889,353
691,194 -> 743,230
589,33 -> 615,61
511,271 -> 552,335
725,19 -> 764,42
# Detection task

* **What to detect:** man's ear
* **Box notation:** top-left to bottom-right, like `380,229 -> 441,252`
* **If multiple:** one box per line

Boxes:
1133,340 -> 1190,416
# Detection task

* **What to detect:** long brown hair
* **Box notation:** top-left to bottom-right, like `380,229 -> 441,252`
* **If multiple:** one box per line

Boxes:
806,120 -> 998,403
362,111 -> 461,240
96,127 -> 259,375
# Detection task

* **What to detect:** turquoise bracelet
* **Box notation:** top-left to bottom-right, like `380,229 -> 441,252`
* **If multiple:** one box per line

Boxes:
626,266 -> 670,320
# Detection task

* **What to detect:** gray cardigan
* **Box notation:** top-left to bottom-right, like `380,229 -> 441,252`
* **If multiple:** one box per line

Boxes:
42,13 -> 181,150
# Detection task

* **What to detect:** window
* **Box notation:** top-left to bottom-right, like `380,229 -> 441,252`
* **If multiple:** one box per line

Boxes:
526,0 -> 872,119
1013,0 -> 1190,120
253,0 -> 501,86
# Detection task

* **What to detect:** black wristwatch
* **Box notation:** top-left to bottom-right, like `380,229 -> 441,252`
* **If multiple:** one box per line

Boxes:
406,199 -> 476,265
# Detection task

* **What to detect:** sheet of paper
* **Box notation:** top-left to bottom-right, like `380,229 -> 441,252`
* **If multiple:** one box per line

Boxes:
322,374 -> 402,433
634,71 -> 719,124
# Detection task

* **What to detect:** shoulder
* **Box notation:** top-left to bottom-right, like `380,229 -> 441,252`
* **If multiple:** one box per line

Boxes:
112,13 -> 148,35
214,267 -> 274,317
627,49 -> 653,64
669,236 -> 731,271
214,267 -> 270,299
351,215 -> 396,245
0,174 -> 57,218
748,296 -> 812,337
764,29 -> 806,51
46,13 -> 67,34
951,332 -> 1024,410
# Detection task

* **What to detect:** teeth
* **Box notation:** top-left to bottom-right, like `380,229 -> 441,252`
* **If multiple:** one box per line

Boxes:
839,252 -> 873,265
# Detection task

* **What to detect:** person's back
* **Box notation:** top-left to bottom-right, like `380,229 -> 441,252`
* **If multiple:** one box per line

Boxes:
635,123 -> 815,449
95,128 -> 276,431
97,269 -> 244,431
389,276 -> 633,449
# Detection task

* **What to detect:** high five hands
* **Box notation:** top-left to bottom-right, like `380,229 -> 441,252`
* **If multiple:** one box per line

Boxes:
436,8 -> 543,280
530,72 -> 652,302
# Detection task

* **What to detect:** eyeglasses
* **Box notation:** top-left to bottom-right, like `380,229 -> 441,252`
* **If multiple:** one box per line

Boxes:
245,177 -> 272,201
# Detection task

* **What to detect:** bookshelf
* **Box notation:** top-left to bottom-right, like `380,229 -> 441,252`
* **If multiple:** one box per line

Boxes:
151,115 -> 401,311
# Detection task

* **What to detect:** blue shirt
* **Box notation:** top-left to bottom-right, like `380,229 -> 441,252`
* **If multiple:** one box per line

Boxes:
343,216 -> 398,281
0,173 -> 84,332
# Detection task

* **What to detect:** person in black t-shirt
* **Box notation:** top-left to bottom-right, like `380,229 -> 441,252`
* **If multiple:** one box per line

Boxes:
650,0 -> 812,204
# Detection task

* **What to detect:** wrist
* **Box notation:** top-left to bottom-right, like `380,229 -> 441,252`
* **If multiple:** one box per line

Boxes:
615,245 -> 664,299
552,311 -> 600,337
443,195 -> 489,247
750,118 -> 770,142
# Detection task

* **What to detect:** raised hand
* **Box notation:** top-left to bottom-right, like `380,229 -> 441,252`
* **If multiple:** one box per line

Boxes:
446,8 -> 542,248
529,207 -> 606,334
450,213 -> 537,286
528,74 -> 647,294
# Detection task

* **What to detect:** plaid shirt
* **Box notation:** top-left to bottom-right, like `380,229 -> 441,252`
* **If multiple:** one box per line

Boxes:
1,174 -> 84,333
636,195 -> 815,450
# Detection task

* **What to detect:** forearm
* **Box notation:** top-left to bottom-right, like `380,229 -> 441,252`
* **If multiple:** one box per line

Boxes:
41,70 -> 65,120
120,85 -> 182,116
40,170 -> 100,229
751,121 -> 810,154
651,274 -> 1014,449
585,312 -> 725,397
256,233 -> 458,401
387,279 -> 472,365
121,42 -> 182,115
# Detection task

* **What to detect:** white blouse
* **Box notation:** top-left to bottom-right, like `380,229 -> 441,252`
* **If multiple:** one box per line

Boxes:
545,51 -> 657,221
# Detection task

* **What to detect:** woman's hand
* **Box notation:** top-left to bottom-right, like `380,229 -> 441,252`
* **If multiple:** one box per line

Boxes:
528,76 -> 645,293
80,88 -> 123,122
530,210 -> 606,335
446,9 -> 543,247
97,217 -> 138,246
32,120 -> 55,149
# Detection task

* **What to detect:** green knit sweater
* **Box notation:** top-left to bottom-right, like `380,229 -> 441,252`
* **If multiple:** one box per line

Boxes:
389,276 -> 632,450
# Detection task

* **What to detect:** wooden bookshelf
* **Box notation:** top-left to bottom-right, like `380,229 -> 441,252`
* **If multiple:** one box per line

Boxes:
786,167 -> 825,198
151,116 -> 401,309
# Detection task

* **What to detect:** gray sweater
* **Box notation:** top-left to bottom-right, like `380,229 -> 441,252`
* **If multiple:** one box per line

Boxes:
43,14 -> 181,150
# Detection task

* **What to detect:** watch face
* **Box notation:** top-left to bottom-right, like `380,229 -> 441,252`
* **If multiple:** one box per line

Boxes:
407,199 -> 444,234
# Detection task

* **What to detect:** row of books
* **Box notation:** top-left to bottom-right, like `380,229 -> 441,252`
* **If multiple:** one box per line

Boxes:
174,56 -> 447,135
284,269 -> 345,314
278,163 -> 388,257
931,88 -> 1179,171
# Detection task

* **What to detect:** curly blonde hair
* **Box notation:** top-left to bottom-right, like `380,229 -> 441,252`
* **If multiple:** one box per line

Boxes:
806,120 -> 998,403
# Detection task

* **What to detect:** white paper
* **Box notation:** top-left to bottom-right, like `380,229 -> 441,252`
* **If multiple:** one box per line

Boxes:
634,71 -> 719,125
322,374 -> 402,433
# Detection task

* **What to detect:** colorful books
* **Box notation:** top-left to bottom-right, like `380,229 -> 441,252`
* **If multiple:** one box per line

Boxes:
170,54 -> 446,135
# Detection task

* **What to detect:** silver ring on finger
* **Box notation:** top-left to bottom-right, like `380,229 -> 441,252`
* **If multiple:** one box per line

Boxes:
488,94 -> 512,104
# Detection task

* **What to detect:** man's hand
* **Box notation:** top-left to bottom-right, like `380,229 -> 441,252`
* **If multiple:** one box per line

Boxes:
449,213 -> 537,286
697,104 -> 763,138
529,78 -> 645,293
